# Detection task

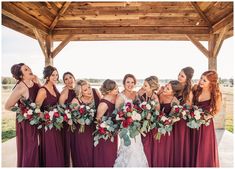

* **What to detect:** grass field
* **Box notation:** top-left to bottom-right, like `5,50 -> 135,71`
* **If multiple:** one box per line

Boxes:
1,86 -> 233,142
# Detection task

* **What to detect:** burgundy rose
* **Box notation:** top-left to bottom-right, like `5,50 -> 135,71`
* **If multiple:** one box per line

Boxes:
175,107 -> 179,113
44,113 -> 50,120
54,112 -> 60,118
126,107 -> 132,112
122,120 -> 129,128
164,119 -> 171,125
126,117 -> 133,125
98,127 -> 106,134
63,114 -> 68,121
126,102 -> 132,108
27,114 -> 33,120
118,111 -> 125,118
79,107 -> 86,114
133,105 -> 141,111
190,112 -> 195,118
141,105 -> 147,110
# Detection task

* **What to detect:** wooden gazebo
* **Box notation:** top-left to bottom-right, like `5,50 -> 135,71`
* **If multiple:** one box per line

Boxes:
2,1 -> 233,69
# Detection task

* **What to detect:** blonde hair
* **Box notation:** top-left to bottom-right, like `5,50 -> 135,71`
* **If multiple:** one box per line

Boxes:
75,80 -> 89,99
100,79 -> 117,95
145,76 -> 160,92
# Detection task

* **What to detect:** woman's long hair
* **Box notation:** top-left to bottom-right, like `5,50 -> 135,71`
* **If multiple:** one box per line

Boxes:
193,70 -> 222,115
181,67 -> 194,104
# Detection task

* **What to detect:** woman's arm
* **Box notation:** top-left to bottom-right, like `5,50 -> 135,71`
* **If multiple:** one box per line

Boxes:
35,88 -> 46,108
96,102 -> 108,121
59,87 -> 69,105
5,84 -> 26,110
94,88 -> 102,100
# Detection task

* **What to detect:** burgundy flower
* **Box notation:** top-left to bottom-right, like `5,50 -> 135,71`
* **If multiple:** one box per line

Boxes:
175,107 -> 179,113
63,114 -> 68,121
118,111 -> 125,118
27,114 -> 33,120
54,112 -> 60,118
126,107 -> 132,112
98,127 -> 106,134
190,112 -> 195,118
122,120 -> 129,128
79,107 -> 86,114
133,105 -> 141,111
126,102 -> 132,108
164,119 -> 171,125
126,117 -> 133,125
44,113 -> 50,120
141,105 -> 147,110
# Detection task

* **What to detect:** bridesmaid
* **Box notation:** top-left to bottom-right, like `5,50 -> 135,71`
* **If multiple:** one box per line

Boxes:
152,80 -> 183,167
5,63 -> 40,167
94,79 -> 119,167
138,76 -> 160,167
173,67 -> 194,167
70,80 -> 101,167
35,65 -> 64,167
192,70 -> 221,167
59,72 -> 76,167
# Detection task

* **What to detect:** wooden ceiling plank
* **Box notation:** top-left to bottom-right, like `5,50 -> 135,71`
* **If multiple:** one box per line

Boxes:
49,2 -> 71,31
2,2 -> 49,34
52,34 -> 74,58
33,28 -> 48,58
186,34 -> 209,58
212,12 -> 233,33
190,2 -> 212,28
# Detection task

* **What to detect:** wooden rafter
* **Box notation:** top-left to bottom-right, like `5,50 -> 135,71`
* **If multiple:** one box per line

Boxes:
185,34 -> 209,58
49,2 -> 71,32
33,28 -> 48,58
190,2 -> 212,28
2,2 -> 49,34
214,26 -> 228,57
52,34 -> 74,58
212,12 -> 233,33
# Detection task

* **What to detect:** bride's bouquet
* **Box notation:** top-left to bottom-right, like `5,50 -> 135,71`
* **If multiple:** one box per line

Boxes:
114,102 -> 142,146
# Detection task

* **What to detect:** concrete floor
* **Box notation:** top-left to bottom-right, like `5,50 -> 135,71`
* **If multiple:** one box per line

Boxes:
1,129 -> 233,167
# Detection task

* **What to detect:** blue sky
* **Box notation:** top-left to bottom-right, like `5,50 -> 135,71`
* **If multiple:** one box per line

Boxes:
1,26 -> 234,80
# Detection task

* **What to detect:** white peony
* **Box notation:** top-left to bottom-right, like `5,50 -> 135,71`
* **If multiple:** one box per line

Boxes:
161,116 -> 168,122
146,104 -> 151,110
27,109 -> 33,115
86,106 -> 90,110
150,101 -> 156,106
194,110 -> 201,120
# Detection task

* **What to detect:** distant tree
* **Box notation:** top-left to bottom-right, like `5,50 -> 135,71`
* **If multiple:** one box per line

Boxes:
229,78 -> 233,86
2,78 -> 9,84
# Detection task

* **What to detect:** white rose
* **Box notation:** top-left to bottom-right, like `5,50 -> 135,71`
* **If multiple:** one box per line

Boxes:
151,101 -> 156,106
90,109 -> 95,113
23,113 -> 27,118
27,109 -> 33,115
194,110 -> 201,117
181,110 -> 187,117
195,114 -> 201,120
30,103 -> 36,108
100,122 -> 107,128
86,106 -> 90,110
161,116 -> 167,122
146,104 -> 151,110
66,113 -> 71,119
49,111 -> 54,120
135,113 -> 141,121
65,110 -> 70,114
80,105 -> 85,108
35,108 -> 41,114
90,112 -> 95,117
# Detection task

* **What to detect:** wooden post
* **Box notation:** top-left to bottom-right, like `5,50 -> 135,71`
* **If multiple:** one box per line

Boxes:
45,57 -> 53,66
45,34 -> 53,66
208,33 -> 217,70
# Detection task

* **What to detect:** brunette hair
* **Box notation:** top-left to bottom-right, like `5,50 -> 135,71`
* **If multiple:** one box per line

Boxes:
11,63 -> 25,80
123,74 -> 137,85
62,72 -> 75,82
169,80 -> 184,96
43,65 -> 59,83
193,70 -> 222,115
180,67 -> 194,104
100,79 -> 117,95
145,76 -> 160,92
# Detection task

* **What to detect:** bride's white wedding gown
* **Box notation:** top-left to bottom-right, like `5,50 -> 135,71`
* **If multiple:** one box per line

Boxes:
114,93 -> 149,167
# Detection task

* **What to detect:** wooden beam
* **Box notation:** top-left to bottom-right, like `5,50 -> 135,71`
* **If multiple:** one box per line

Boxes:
49,2 -> 71,32
2,2 -> 49,34
51,34 -> 74,58
46,34 -> 53,58
53,26 -> 209,35
214,26 -> 228,57
33,28 -> 48,59
190,2 -> 212,28
212,12 -> 233,33
208,33 -> 217,70
185,34 -> 209,58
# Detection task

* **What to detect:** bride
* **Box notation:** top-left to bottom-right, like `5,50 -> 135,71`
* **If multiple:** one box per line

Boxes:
114,74 -> 148,167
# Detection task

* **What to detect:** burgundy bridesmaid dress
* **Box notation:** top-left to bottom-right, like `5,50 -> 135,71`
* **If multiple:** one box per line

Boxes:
62,89 -> 76,167
70,88 -> 100,167
93,99 -> 118,167
172,96 -> 191,167
39,85 -> 65,167
192,100 -> 220,167
140,93 -> 153,167
16,82 -> 40,167
152,103 -> 174,167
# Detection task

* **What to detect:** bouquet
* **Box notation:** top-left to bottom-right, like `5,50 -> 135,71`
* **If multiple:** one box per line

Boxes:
169,104 -> 190,122
186,105 -> 211,129
11,97 -> 42,125
114,102 -> 142,146
154,110 -> 173,141
75,104 -> 96,133
38,105 -> 64,131
93,116 -> 118,147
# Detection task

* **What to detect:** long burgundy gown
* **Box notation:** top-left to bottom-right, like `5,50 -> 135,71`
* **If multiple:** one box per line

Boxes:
62,89 -> 76,167
16,82 -> 40,167
172,96 -> 191,167
152,103 -> 174,167
93,99 -> 118,167
70,88 -> 100,167
191,99 -> 219,167
140,93 -> 153,167
39,85 -> 64,167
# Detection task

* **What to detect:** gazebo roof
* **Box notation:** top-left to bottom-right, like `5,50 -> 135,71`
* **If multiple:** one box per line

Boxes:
2,1 -> 233,41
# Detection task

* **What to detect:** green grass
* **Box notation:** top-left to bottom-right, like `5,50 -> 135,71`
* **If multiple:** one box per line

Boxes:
2,118 -> 16,143
225,119 -> 233,133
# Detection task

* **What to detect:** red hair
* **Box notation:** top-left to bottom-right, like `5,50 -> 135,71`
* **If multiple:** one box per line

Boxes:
193,70 -> 222,115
